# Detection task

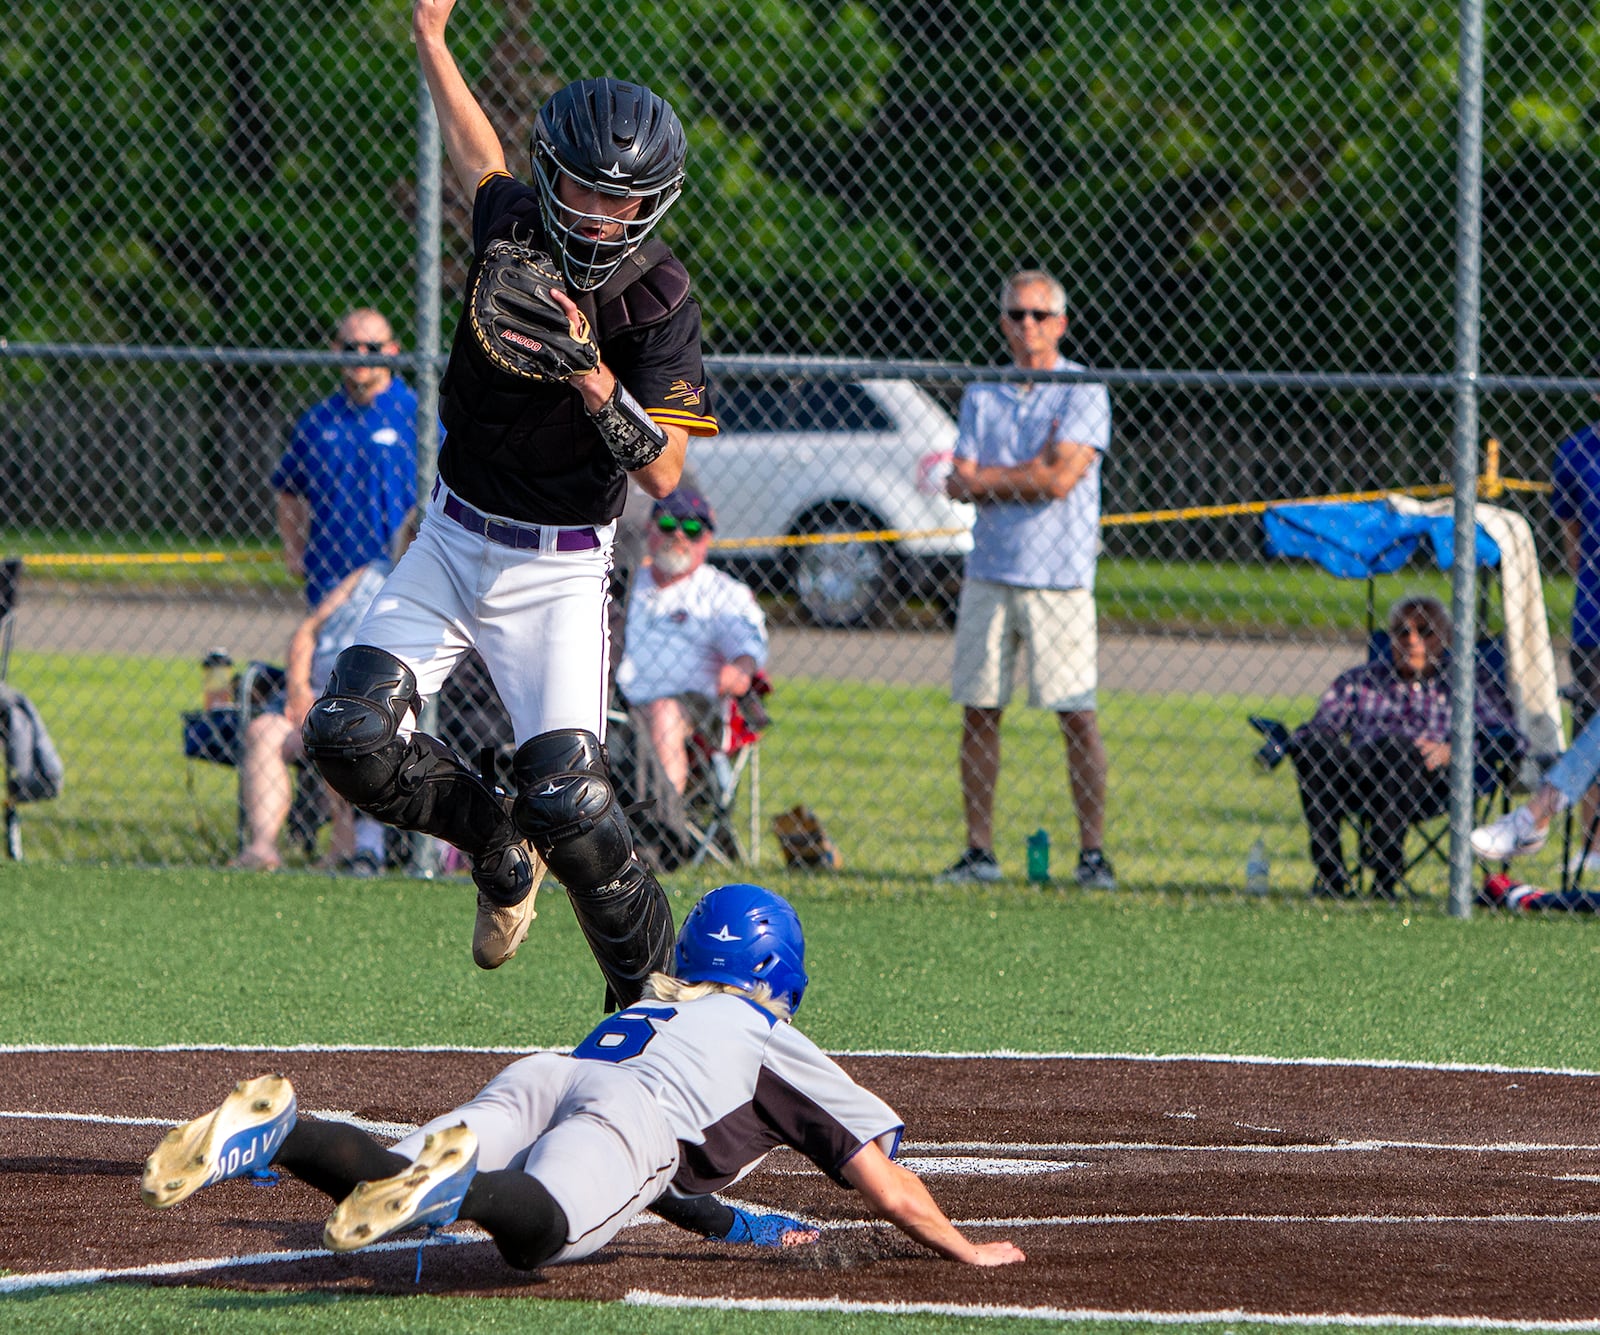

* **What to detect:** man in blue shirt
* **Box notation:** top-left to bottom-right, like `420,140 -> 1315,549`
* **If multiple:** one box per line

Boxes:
1549,358 -> 1600,870
271,308 -> 419,608
938,270 -> 1115,889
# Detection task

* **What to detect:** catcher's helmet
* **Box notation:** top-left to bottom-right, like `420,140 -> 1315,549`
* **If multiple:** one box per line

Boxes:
673,883 -> 809,1014
530,77 -> 687,291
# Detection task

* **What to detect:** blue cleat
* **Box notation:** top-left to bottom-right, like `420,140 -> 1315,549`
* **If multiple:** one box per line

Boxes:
720,1205 -> 821,1247
142,1074 -> 298,1209
323,1122 -> 478,1252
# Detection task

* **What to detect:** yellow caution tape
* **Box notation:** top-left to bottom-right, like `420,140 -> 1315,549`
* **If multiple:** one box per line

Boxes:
14,471 -> 1553,566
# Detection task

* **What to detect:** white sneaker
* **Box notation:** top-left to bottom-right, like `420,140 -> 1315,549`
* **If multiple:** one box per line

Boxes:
1565,850 -> 1600,875
1469,807 -> 1549,862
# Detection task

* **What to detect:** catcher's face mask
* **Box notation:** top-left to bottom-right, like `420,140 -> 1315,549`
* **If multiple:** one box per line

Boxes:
528,78 -> 687,290
534,151 -> 682,290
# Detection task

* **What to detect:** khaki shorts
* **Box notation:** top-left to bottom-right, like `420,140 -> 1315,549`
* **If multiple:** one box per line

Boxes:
950,580 -> 1097,712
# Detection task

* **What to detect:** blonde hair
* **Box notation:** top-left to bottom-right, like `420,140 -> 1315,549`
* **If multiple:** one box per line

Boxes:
643,973 -> 792,1021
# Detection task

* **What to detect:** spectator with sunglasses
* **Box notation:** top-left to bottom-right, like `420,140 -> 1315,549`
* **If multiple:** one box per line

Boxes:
615,487 -> 767,867
271,308 -> 418,609
939,269 -> 1115,889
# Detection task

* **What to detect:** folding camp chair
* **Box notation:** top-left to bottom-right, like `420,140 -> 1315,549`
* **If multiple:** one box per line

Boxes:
681,675 -> 771,868
1253,500 -> 1537,899
1251,632 -> 1522,900
182,661 -> 326,858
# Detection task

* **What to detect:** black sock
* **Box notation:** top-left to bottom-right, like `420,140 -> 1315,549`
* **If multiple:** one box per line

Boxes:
276,1119 -> 410,1202
460,1168 -> 570,1270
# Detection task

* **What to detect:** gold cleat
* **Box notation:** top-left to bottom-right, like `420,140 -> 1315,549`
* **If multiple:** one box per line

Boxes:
141,1073 -> 298,1209
323,1122 -> 480,1252
472,845 -> 545,969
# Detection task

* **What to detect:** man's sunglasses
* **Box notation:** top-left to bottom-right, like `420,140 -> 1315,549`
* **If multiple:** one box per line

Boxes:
338,339 -> 388,354
1004,308 -> 1061,323
655,515 -> 708,538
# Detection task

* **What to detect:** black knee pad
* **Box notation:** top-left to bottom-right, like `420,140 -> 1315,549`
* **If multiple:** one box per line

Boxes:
510,729 -> 634,886
304,645 -> 516,863
512,729 -> 673,1006
302,646 -> 418,765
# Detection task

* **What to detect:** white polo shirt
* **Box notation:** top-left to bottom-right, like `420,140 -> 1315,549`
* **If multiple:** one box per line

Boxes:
616,563 -> 768,704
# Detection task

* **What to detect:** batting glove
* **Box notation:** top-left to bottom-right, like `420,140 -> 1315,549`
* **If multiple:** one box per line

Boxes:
719,1206 -> 820,1246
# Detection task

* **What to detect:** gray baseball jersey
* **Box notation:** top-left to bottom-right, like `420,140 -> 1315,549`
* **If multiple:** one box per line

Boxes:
573,990 -> 904,1194
392,990 -> 903,1262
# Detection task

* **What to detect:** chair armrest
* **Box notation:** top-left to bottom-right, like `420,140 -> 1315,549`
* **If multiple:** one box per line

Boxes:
1247,716 -> 1291,772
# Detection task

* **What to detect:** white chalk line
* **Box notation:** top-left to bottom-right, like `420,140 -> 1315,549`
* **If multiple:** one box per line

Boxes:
9,1209 -> 1598,1300
4,1042 -> 1598,1078
0,1107 -> 419,1140
15,1105 -> 1600,1162
623,1291 -> 1600,1331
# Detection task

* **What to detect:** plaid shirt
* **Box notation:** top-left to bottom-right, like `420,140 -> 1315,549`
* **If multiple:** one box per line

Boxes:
1297,658 -> 1522,750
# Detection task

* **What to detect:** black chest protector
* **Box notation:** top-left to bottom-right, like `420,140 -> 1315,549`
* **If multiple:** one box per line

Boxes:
438,191 -> 691,523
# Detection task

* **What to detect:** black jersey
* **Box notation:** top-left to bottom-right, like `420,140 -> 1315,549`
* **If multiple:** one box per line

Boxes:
438,174 -> 716,525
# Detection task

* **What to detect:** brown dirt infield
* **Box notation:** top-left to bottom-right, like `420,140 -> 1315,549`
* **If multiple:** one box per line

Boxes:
4,1049 -> 1600,1320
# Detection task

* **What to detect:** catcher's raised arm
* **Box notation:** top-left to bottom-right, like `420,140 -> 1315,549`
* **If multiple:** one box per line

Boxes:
413,0 -> 508,200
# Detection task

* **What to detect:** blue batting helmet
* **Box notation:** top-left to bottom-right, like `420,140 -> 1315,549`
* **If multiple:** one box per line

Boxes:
673,884 -> 809,1014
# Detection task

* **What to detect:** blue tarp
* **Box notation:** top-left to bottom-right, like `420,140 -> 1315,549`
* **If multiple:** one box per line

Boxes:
1262,501 -> 1500,580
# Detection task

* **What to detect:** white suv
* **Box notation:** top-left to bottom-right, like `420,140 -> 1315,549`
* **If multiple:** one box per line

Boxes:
690,364 -> 974,627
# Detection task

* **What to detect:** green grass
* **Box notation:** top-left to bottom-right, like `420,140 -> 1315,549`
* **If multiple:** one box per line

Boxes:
0,1291 -> 1422,1335
1097,556 -> 1576,636
4,864 -> 1598,1066
5,627 -> 1588,1332
12,643 -> 1523,904
10,548 -> 1570,634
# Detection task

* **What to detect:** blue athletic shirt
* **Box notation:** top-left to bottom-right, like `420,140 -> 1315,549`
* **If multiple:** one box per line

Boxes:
270,378 -> 418,608
1551,421 -> 1600,647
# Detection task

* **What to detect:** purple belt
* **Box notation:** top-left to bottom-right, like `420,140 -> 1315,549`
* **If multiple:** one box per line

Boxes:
435,481 -> 601,553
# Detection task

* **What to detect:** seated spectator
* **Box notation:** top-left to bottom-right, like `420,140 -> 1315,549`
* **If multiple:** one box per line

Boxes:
1289,593 -> 1524,901
614,487 -> 768,866
231,512 -> 419,874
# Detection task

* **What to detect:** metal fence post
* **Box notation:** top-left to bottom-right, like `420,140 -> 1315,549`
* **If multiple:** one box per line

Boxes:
1447,0 -> 1488,919
410,68 -> 446,880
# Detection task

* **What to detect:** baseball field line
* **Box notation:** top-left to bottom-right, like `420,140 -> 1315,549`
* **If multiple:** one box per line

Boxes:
11,1210 -> 1600,1303
622,1289 -> 1600,1331
12,1106 -> 1600,1158
5,1043 -> 1600,1079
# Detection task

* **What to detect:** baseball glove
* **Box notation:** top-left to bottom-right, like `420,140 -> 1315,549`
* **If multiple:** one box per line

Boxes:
467,240 -> 600,382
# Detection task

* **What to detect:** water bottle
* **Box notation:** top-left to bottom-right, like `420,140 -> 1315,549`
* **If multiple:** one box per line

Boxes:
201,647 -> 234,710
1026,828 -> 1051,883
1246,835 -> 1270,896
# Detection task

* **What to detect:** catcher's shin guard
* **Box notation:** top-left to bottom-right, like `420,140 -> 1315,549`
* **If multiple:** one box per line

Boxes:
569,859 -> 675,1010
302,646 -> 532,907
510,728 -> 674,1006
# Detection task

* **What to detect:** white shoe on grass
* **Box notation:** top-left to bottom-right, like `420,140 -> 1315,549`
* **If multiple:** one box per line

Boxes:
1469,806 -> 1549,862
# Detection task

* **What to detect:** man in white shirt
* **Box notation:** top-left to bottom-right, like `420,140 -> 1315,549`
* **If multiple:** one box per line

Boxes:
939,269 -> 1115,888
615,487 -> 768,866
617,487 -> 767,786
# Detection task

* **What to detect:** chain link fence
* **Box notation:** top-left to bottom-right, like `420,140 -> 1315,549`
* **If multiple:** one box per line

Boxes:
4,1 -> 1600,908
